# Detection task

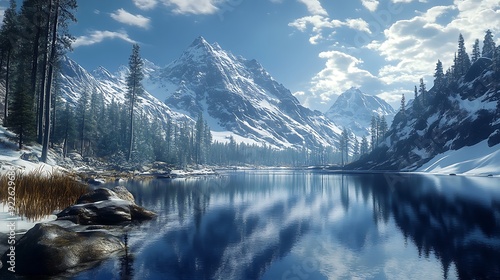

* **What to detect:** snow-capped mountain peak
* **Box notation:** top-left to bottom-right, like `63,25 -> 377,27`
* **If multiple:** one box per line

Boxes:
325,88 -> 396,136
145,37 -> 341,148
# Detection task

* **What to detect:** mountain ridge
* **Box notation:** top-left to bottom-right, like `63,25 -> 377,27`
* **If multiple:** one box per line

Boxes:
325,87 -> 396,136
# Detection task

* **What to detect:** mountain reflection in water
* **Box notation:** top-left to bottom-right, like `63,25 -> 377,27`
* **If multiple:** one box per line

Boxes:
74,171 -> 500,280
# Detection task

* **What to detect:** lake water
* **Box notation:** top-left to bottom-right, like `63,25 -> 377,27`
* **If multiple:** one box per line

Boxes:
68,170 -> 500,279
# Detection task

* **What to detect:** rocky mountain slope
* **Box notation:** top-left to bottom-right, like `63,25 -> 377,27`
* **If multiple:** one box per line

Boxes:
325,88 -> 396,136
349,57 -> 500,170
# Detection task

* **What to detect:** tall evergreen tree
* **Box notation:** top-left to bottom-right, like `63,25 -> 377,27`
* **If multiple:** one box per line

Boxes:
76,88 -> 89,156
370,115 -> 377,151
482,29 -> 496,59
0,0 -> 18,126
340,127 -> 350,166
493,46 -> 500,78
360,135 -> 369,155
434,60 -> 444,88
125,44 -> 144,162
455,34 -> 471,77
378,116 -> 388,142
471,39 -> 480,63
8,61 -> 36,149
400,94 -> 406,116
419,78 -> 426,106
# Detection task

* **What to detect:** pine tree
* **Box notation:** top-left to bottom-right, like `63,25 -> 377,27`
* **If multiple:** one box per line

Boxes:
378,116 -> 388,142
482,29 -> 496,59
412,85 -> 420,111
58,102 -> 76,158
455,34 -> 471,77
493,46 -> 500,78
360,135 -> 369,155
352,137 -> 360,160
76,88 -> 90,156
0,0 -> 18,126
419,78 -> 426,106
370,115 -> 377,151
195,114 -> 205,164
434,60 -> 444,88
8,63 -> 36,149
340,127 -> 350,166
471,39 -> 480,63
125,44 -> 144,162
400,94 -> 406,116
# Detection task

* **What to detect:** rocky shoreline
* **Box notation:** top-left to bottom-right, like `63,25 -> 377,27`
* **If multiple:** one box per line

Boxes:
0,186 -> 156,277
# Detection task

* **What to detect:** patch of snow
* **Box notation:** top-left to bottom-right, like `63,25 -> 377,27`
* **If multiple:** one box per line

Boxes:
418,140 -> 500,176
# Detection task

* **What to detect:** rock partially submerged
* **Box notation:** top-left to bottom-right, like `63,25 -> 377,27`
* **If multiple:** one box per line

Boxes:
58,187 -> 155,225
1,223 -> 124,276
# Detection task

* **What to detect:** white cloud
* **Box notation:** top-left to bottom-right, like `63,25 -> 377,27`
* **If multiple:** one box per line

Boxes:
368,0 -> 500,86
110,9 -> 151,29
297,0 -> 328,16
310,50 -> 379,103
133,0 -> 158,10
161,0 -> 219,15
73,30 -> 137,48
361,0 -> 379,12
289,16 -> 371,44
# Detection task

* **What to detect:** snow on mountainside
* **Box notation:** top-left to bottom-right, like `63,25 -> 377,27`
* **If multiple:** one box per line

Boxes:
325,87 -> 396,136
349,57 -> 500,171
58,56 -> 190,125
417,139 -> 500,176
144,36 -> 342,148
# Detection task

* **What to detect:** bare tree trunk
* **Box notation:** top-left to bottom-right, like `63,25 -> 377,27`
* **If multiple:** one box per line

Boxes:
3,49 -> 11,126
38,1 -> 51,144
41,0 -> 59,163
127,92 -> 135,162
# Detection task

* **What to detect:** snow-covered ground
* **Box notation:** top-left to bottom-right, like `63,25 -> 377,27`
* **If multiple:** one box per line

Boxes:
0,126 -> 62,176
418,140 -> 500,176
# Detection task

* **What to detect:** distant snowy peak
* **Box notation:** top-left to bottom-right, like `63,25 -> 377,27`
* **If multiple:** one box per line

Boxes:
325,87 -> 396,136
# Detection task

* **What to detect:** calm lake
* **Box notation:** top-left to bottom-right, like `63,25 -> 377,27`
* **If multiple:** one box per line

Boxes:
68,170 -> 500,280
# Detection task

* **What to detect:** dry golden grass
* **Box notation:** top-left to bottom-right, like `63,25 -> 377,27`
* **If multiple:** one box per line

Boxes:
0,167 -> 90,221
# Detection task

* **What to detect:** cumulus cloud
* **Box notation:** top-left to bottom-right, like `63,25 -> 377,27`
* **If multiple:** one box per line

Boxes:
297,0 -> 328,16
110,8 -> 151,29
162,0 -> 220,15
289,16 -> 371,44
73,30 -> 137,48
133,0 -> 158,10
310,51 -> 379,103
368,0 -> 500,86
361,0 -> 379,12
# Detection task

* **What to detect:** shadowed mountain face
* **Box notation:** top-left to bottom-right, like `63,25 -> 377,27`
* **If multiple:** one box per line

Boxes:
145,37 -> 341,149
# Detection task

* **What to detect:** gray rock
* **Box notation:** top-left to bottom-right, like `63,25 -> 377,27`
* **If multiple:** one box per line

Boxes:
76,188 -> 118,204
58,188 -> 155,225
0,223 -> 124,276
20,152 -> 39,163
112,186 -> 135,204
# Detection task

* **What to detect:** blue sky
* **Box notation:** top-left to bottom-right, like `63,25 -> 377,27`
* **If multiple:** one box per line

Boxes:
2,0 -> 500,111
